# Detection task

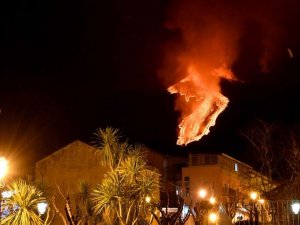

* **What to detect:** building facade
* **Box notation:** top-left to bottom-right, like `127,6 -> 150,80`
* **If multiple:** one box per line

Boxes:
35,140 -> 108,224
35,140 -> 107,196
182,153 -> 277,224
34,140 -> 185,224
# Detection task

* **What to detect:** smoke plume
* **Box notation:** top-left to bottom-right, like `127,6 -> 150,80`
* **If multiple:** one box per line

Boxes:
161,0 -> 294,145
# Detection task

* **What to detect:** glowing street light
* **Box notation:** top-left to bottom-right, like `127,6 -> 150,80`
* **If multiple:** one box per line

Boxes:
198,189 -> 207,199
37,202 -> 48,215
1,191 -> 13,199
291,202 -> 300,215
0,157 -> 8,223
0,157 -> 8,180
209,212 -> 218,224
209,196 -> 216,205
250,192 -> 258,201
145,196 -> 151,203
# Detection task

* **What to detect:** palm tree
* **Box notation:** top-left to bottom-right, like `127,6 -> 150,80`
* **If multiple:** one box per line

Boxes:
75,181 -> 99,225
1,179 -> 46,225
91,127 -> 160,225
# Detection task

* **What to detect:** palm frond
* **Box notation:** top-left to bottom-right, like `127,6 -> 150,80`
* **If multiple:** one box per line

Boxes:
91,127 -> 162,225
91,171 -> 123,215
1,179 -> 45,225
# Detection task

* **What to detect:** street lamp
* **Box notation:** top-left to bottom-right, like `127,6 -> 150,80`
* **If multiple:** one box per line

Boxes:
0,157 -> 8,187
292,202 -> 300,215
198,189 -> 207,199
250,191 -> 258,201
0,157 -> 8,223
249,191 -> 259,223
145,196 -> 151,203
208,212 -> 218,224
209,196 -> 216,205
37,202 -> 48,216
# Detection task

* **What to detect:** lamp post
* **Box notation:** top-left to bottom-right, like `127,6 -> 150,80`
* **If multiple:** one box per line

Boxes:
291,202 -> 300,225
0,157 -> 8,223
208,212 -> 218,225
199,188 -> 207,199
292,202 -> 300,215
209,196 -> 216,205
195,188 -> 217,225
0,157 -> 8,188
250,191 -> 259,223
37,202 -> 48,216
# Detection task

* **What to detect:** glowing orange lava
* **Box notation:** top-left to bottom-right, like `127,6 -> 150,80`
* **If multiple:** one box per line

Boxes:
168,65 -> 232,145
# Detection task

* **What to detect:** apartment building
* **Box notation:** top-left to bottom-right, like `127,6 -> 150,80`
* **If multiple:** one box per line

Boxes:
182,153 -> 277,222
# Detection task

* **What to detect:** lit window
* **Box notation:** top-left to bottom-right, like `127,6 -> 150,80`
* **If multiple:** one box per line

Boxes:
234,163 -> 238,172
184,176 -> 190,197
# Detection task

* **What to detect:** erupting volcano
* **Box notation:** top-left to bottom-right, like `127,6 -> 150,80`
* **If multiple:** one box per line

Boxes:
161,0 -> 241,146
162,0 -> 284,146
168,65 -> 234,145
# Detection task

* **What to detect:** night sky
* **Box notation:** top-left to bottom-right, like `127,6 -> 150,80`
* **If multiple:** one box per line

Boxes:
1,0 -> 300,172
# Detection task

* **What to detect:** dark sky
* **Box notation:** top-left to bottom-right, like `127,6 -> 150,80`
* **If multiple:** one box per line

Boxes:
0,0 -> 300,172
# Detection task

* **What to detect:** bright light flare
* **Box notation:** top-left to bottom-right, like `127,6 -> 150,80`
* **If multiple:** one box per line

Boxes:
250,192 -> 258,201
209,196 -> 216,204
198,189 -> 207,199
209,212 -> 218,223
1,190 -> 13,198
0,157 -> 8,179
37,202 -> 48,215
145,196 -> 151,203
292,203 -> 300,215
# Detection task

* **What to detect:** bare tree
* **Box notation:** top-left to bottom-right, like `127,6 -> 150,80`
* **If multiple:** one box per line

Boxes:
242,120 -> 300,196
280,131 -> 300,199
51,194 -> 68,225
239,119 -> 300,223
241,120 -> 278,182
283,132 -> 300,182
53,184 -> 98,225
150,196 -> 190,225
240,120 -> 283,223
220,188 -> 241,220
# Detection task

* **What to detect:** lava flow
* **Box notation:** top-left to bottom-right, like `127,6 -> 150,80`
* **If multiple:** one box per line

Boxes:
168,65 -> 232,146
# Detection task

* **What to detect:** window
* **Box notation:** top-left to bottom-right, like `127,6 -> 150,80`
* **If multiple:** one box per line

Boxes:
234,163 -> 238,172
191,156 -> 198,166
204,155 -> 217,165
191,154 -> 218,165
184,176 -> 190,196
176,186 -> 181,196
